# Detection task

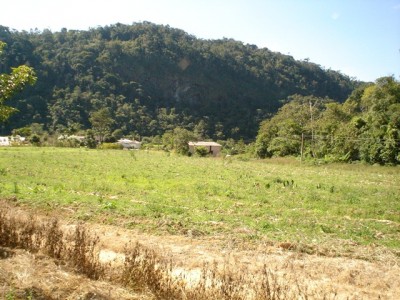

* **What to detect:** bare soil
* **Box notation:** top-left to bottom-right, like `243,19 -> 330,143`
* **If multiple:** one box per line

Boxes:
1,201 -> 399,299
89,223 -> 400,299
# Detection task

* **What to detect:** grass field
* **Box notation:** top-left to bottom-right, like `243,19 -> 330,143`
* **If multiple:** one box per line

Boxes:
1,146 -> 399,256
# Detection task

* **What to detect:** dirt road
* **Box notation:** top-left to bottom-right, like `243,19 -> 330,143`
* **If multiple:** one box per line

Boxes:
1,201 -> 399,299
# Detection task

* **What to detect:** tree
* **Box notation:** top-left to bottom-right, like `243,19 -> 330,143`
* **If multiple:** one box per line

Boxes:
162,127 -> 197,155
89,108 -> 114,143
255,95 -> 328,158
357,76 -> 400,164
84,129 -> 97,148
255,77 -> 400,165
0,24 -> 357,139
0,42 -> 36,122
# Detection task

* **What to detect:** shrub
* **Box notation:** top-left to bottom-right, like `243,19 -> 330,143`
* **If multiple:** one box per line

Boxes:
195,146 -> 209,157
29,134 -> 41,146
84,130 -> 97,149
99,143 -> 122,150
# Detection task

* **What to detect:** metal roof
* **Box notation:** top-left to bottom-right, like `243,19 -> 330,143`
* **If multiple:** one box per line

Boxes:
188,141 -> 221,147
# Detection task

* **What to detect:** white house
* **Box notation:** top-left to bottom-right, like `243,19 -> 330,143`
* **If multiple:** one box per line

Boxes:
10,135 -> 26,144
117,138 -> 141,149
0,136 -> 10,146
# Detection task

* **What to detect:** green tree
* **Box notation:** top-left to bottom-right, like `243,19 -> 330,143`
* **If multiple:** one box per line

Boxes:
162,127 -> 197,155
1,23 -> 357,138
357,77 -> 400,164
255,95 -> 327,158
12,126 -> 32,137
0,41 -> 36,122
84,129 -> 97,148
89,108 -> 114,143
173,127 -> 197,155
255,77 -> 400,165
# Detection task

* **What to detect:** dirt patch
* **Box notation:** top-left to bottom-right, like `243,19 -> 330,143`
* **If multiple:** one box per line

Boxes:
91,224 -> 399,299
1,200 -> 399,299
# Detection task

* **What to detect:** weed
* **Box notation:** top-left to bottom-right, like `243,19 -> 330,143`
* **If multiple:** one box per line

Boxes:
43,219 -> 64,259
129,150 -> 137,160
273,178 -> 295,188
5,288 -> 15,300
256,267 -> 290,300
0,167 -> 7,175
320,224 -> 334,234
103,201 -> 117,210
283,180 -> 294,188
348,197 -> 360,204
0,211 -> 18,248
68,223 -> 104,280
19,215 -> 42,253
13,182 -> 19,194
0,205 -> 104,282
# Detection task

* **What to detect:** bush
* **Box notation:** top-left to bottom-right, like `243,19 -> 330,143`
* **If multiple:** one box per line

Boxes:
29,134 -> 41,146
84,130 -> 97,149
195,146 -> 209,157
99,143 -> 123,150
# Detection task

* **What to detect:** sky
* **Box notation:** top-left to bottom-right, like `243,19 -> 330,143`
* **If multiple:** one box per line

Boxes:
1,0 -> 399,82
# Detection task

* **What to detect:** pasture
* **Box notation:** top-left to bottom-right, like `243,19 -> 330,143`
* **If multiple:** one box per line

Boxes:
1,146 -> 399,257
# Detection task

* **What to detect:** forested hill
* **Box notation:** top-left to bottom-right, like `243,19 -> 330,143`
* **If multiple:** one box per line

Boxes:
0,22 -> 359,139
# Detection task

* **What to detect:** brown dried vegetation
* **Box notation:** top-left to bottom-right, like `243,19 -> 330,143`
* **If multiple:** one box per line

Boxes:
0,202 -> 398,299
0,204 -> 327,299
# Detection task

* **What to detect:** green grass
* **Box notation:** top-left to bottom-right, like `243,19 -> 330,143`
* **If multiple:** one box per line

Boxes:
1,147 -> 399,251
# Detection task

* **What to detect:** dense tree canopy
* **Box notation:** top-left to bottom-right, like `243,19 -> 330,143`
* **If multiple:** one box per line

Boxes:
255,76 -> 400,165
0,41 -> 36,122
0,23 -> 358,139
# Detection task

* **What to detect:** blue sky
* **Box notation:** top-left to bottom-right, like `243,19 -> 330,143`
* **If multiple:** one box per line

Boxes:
1,0 -> 399,82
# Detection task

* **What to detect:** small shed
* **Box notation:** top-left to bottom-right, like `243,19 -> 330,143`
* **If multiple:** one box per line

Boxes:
117,138 -> 141,149
188,141 -> 222,157
0,136 -> 10,146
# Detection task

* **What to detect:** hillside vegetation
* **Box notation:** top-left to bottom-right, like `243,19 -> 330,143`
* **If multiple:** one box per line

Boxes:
0,22 -> 357,139
255,77 -> 400,165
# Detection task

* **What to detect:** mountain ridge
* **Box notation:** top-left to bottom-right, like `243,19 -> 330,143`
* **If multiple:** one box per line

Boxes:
0,22 -> 360,139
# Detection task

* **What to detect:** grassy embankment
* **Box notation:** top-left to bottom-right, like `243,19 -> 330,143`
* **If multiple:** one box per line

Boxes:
0,147 -> 399,256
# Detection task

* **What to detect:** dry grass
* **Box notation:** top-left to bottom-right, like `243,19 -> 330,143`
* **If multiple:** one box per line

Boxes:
0,203 -> 333,300
0,247 -> 146,299
0,203 -> 148,299
1,201 -> 398,299
0,209 -> 103,281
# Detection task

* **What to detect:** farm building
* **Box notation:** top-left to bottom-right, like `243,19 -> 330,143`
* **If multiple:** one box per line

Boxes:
188,141 -> 222,157
11,135 -> 26,144
117,138 -> 141,149
0,136 -> 10,146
